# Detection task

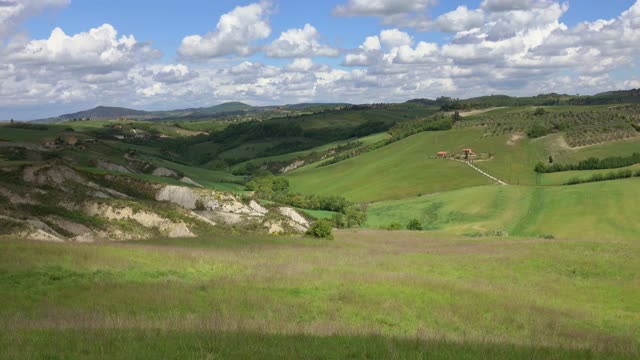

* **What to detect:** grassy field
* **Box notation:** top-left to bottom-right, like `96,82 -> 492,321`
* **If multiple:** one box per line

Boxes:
0,231 -> 638,359
480,133 -> 640,186
0,126 -> 80,142
286,129 -> 496,202
366,178 -> 640,240
537,164 -> 640,185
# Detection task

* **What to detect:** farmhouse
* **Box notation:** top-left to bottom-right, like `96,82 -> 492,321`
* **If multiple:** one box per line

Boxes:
463,148 -> 475,160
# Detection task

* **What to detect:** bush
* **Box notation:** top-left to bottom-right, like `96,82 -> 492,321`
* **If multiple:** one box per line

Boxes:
534,107 -> 547,116
385,222 -> 402,230
406,219 -> 423,231
308,220 -> 333,239
527,123 -> 551,138
0,217 -> 27,234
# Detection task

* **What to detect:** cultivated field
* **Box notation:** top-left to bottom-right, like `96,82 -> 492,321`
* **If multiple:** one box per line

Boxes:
1,230 -> 638,359
366,178 -> 640,240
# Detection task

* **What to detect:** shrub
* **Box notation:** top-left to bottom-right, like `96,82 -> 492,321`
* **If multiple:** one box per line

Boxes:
527,123 -> 551,138
406,219 -> 423,231
534,107 -> 547,116
0,217 -> 27,234
308,220 -> 333,239
385,222 -> 402,230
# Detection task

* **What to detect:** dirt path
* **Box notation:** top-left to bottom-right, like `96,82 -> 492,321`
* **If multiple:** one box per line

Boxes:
455,159 -> 507,185
444,107 -> 506,117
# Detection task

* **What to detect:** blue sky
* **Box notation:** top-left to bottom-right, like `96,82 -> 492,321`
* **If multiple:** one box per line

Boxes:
1,0 -> 640,119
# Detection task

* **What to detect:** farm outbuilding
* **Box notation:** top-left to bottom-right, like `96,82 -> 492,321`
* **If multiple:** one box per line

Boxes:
436,151 -> 448,158
463,148 -> 475,160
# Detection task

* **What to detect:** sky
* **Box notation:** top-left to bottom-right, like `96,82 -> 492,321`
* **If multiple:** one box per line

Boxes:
1,0 -> 639,120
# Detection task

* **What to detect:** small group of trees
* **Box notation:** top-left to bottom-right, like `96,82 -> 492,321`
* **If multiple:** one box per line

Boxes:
246,174 -> 367,228
535,153 -> 640,173
384,219 -> 423,231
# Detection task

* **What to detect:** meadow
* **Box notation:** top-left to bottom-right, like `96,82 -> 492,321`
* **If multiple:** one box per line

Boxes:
365,178 -> 640,240
1,230 -> 638,359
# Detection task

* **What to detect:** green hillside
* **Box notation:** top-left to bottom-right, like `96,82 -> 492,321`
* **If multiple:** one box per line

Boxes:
286,128 -> 496,202
231,132 -> 390,171
287,126 -> 640,201
366,178 -> 640,240
3,96 -> 640,359
198,102 -> 253,114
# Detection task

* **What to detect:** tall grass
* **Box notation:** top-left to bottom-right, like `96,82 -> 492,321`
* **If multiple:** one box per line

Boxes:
0,230 -> 638,358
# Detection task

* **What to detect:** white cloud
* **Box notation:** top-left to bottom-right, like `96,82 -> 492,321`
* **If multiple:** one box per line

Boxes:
360,35 -> 382,51
264,24 -> 338,58
342,30 -> 411,66
333,0 -> 435,17
343,52 -> 373,66
394,42 -> 439,63
435,6 -> 484,32
0,0 -> 69,40
7,24 -> 160,69
481,0 -> 533,12
333,0 -> 439,31
178,2 -> 271,60
152,64 -> 199,83
379,29 -> 412,47
285,58 -> 315,72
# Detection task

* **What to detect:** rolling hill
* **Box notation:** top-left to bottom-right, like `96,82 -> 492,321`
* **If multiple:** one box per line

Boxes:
57,106 -> 151,120
365,178 -> 640,240
285,128 -> 495,202
3,92 -> 640,359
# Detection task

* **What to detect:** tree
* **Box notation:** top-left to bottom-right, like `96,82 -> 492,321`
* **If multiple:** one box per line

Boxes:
452,111 -> 462,122
406,219 -> 422,231
308,220 -> 333,239
272,177 -> 290,192
548,155 -> 554,164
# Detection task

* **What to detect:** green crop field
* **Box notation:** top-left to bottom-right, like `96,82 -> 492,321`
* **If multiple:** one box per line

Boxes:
1,231 -> 638,359
366,178 -> 640,240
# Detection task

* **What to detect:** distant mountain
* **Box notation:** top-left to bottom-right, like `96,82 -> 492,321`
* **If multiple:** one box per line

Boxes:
40,103 -> 253,122
282,103 -> 350,110
197,102 -> 253,114
57,106 -> 151,120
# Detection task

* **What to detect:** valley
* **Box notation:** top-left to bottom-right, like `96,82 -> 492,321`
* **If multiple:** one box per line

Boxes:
1,94 -> 640,359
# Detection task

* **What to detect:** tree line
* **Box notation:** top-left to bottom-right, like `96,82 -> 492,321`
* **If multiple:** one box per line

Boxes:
246,174 -> 367,228
535,153 -> 640,173
566,169 -> 640,185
